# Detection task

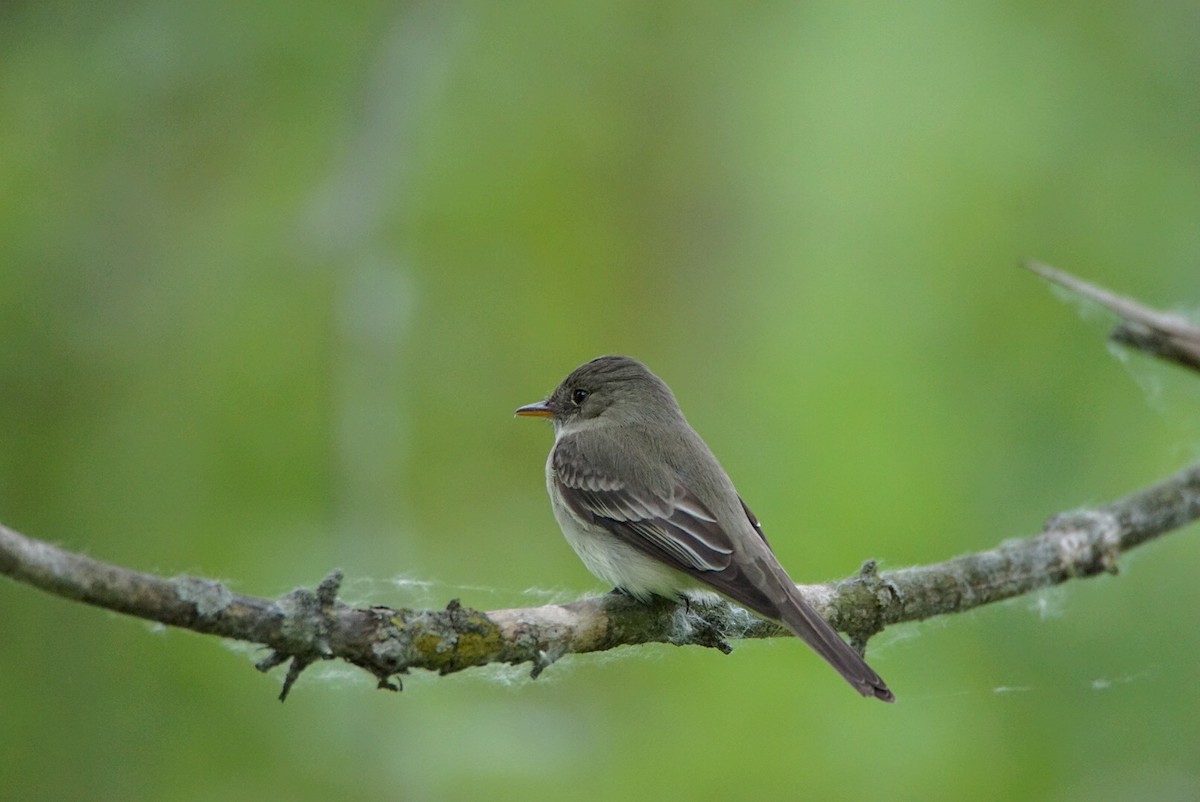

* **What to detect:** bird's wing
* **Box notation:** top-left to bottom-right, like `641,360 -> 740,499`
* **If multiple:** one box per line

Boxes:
553,435 -> 733,572
552,432 -> 778,614
739,497 -> 770,547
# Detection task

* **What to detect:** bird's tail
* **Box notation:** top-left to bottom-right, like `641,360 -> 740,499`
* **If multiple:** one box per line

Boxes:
770,568 -> 894,702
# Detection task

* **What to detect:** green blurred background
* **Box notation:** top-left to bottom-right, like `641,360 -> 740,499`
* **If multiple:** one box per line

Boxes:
3,2 -> 1199,800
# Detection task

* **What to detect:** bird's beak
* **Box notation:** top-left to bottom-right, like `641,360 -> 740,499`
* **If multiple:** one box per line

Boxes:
515,399 -> 556,419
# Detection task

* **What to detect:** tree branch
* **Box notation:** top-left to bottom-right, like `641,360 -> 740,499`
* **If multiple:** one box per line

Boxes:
1024,260 -> 1200,371
2,264 -> 1198,699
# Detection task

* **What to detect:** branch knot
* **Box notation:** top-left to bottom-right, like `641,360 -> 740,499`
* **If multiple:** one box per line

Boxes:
257,570 -> 345,701
1045,510 -> 1122,577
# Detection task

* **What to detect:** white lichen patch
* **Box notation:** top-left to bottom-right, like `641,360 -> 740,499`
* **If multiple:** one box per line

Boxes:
172,576 -> 234,617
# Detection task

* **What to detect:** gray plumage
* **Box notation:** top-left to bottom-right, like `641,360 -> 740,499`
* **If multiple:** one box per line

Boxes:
517,355 -> 893,702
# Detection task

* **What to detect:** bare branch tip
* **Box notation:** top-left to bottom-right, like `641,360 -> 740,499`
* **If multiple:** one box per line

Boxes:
255,650 -> 288,674
278,656 -> 314,703
530,643 -> 567,679
316,570 -> 343,605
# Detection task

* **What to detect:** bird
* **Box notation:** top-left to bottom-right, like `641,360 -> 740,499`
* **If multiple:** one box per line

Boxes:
516,355 -> 893,702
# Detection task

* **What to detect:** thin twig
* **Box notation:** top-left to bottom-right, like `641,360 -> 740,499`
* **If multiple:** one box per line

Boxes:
1024,260 -> 1200,371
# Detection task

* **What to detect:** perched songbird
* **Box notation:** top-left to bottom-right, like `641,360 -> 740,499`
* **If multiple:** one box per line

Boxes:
516,355 -> 893,702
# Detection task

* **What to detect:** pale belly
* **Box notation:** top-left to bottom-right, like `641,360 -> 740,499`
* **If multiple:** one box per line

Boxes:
548,484 -> 696,600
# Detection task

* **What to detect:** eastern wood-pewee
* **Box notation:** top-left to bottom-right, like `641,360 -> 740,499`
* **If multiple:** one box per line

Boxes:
516,355 -> 893,702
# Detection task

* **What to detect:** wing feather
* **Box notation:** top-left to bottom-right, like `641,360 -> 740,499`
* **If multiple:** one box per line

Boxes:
553,435 -> 734,573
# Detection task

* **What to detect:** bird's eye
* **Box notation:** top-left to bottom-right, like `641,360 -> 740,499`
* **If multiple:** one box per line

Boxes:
571,388 -> 589,406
